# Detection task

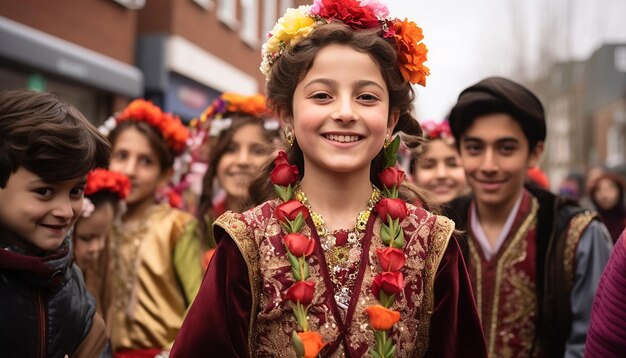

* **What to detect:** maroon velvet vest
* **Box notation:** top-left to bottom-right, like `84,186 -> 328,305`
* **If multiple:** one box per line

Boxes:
215,199 -> 454,357
466,191 -> 593,357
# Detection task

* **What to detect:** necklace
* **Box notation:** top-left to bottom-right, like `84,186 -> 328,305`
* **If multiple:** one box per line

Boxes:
294,184 -> 381,250
294,184 -> 381,310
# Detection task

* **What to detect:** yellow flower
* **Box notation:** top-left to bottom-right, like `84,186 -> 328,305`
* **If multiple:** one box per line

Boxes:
272,6 -> 316,48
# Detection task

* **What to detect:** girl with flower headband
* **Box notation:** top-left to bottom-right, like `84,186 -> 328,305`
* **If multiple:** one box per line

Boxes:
103,99 -> 204,356
181,92 -> 280,266
74,169 -> 130,310
172,1 -> 486,357
410,120 -> 469,205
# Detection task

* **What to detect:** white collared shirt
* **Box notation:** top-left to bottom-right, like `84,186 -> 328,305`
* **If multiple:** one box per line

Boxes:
470,192 -> 524,261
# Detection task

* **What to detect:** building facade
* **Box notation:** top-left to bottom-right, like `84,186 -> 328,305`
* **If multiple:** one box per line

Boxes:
0,0 -> 295,123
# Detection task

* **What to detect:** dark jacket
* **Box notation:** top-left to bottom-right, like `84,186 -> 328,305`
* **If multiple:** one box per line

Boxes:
443,186 -> 595,358
0,236 -> 111,358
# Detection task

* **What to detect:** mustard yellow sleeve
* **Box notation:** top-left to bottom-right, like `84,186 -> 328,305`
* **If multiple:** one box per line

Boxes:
173,219 -> 204,305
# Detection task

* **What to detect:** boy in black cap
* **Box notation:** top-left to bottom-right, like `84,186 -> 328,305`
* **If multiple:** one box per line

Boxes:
445,77 -> 612,357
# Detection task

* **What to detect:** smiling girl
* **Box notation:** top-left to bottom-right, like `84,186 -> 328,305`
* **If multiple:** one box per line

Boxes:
102,100 -> 203,356
411,120 -> 468,205
171,1 -> 486,357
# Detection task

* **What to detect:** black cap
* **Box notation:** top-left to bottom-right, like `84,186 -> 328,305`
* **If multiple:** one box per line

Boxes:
448,77 -> 546,144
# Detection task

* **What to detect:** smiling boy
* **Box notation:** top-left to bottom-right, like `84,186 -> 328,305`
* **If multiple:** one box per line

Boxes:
445,77 -> 613,357
0,90 -> 112,357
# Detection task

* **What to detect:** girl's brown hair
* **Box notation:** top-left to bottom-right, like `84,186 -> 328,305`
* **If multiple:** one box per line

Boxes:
107,120 -> 176,173
197,115 -> 280,244
251,22 -> 435,211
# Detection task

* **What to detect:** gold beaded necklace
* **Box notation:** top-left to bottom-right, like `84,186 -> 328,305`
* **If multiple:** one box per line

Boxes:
294,183 -> 381,248
294,183 -> 382,310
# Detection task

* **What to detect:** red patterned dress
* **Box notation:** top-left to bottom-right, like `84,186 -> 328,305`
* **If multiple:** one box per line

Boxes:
171,199 -> 487,357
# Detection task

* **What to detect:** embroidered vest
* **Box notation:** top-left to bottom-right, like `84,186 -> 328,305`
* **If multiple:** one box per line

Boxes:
466,193 -> 595,357
215,199 -> 454,357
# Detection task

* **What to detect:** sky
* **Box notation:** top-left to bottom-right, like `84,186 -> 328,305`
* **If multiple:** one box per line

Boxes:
383,0 -> 626,121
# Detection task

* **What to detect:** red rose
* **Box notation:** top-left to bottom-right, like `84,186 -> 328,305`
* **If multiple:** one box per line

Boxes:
285,280 -> 316,305
275,200 -> 310,223
379,167 -> 405,190
274,151 -> 290,166
375,198 -> 408,222
317,0 -> 379,29
284,233 -> 316,257
271,163 -> 299,186
376,247 -> 406,272
371,271 -> 405,298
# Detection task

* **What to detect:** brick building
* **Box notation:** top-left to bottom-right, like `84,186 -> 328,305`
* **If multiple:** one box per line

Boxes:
0,0 -> 298,123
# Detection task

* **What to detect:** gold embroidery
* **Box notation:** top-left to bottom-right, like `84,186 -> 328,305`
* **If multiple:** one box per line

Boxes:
564,212 -> 595,291
237,201 -> 443,356
414,215 -> 455,358
487,198 -> 538,357
213,211 -> 260,355
467,240 -> 482,319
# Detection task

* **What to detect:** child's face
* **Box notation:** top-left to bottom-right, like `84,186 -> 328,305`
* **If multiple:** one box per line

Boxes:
217,123 -> 273,201
459,113 -> 542,210
288,44 -> 398,179
109,127 -> 166,208
0,167 -> 85,253
74,202 -> 114,268
414,139 -> 467,204
593,178 -> 620,211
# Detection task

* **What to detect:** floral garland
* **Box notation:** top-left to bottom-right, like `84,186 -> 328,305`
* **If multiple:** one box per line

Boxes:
368,136 -> 408,357
85,169 -> 131,199
420,119 -> 453,141
270,152 -> 327,358
261,0 -> 429,86
99,99 -> 189,155
269,137 -> 408,358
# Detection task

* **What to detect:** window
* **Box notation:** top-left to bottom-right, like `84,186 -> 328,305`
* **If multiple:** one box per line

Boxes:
218,0 -> 239,29
263,0 -> 277,38
241,0 -> 259,47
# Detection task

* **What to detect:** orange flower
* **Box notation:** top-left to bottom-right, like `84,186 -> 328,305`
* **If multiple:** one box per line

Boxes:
365,305 -> 401,331
393,18 -> 430,86
116,99 -> 189,154
296,331 -> 327,358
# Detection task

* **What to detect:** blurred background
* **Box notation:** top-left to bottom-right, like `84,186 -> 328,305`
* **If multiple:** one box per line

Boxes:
1,0 -> 625,190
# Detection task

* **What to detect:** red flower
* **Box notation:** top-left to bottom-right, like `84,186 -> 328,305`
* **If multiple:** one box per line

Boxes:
85,169 -> 131,199
375,198 -> 408,222
285,280 -> 316,305
372,271 -> 405,297
275,200 -> 310,223
274,151 -> 290,166
317,0 -> 379,29
284,233 -> 316,257
271,163 -> 299,186
379,167 -> 405,190
376,247 -> 406,272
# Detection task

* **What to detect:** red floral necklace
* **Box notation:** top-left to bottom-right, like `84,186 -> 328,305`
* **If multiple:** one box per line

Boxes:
270,137 -> 408,358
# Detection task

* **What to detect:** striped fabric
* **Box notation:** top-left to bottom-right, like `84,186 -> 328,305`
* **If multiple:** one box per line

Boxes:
585,232 -> 626,357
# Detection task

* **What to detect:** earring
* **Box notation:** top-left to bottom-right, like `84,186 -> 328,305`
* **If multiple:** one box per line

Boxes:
384,134 -> 391,149
285,126 -> 295,147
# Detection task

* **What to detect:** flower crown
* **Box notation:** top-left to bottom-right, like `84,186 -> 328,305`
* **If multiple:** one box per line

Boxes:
260,0 -> 430,86
99,99 -> 190,155
420,120 -> 453,141
85,169 -> 131,200
189,92 -> 276,137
